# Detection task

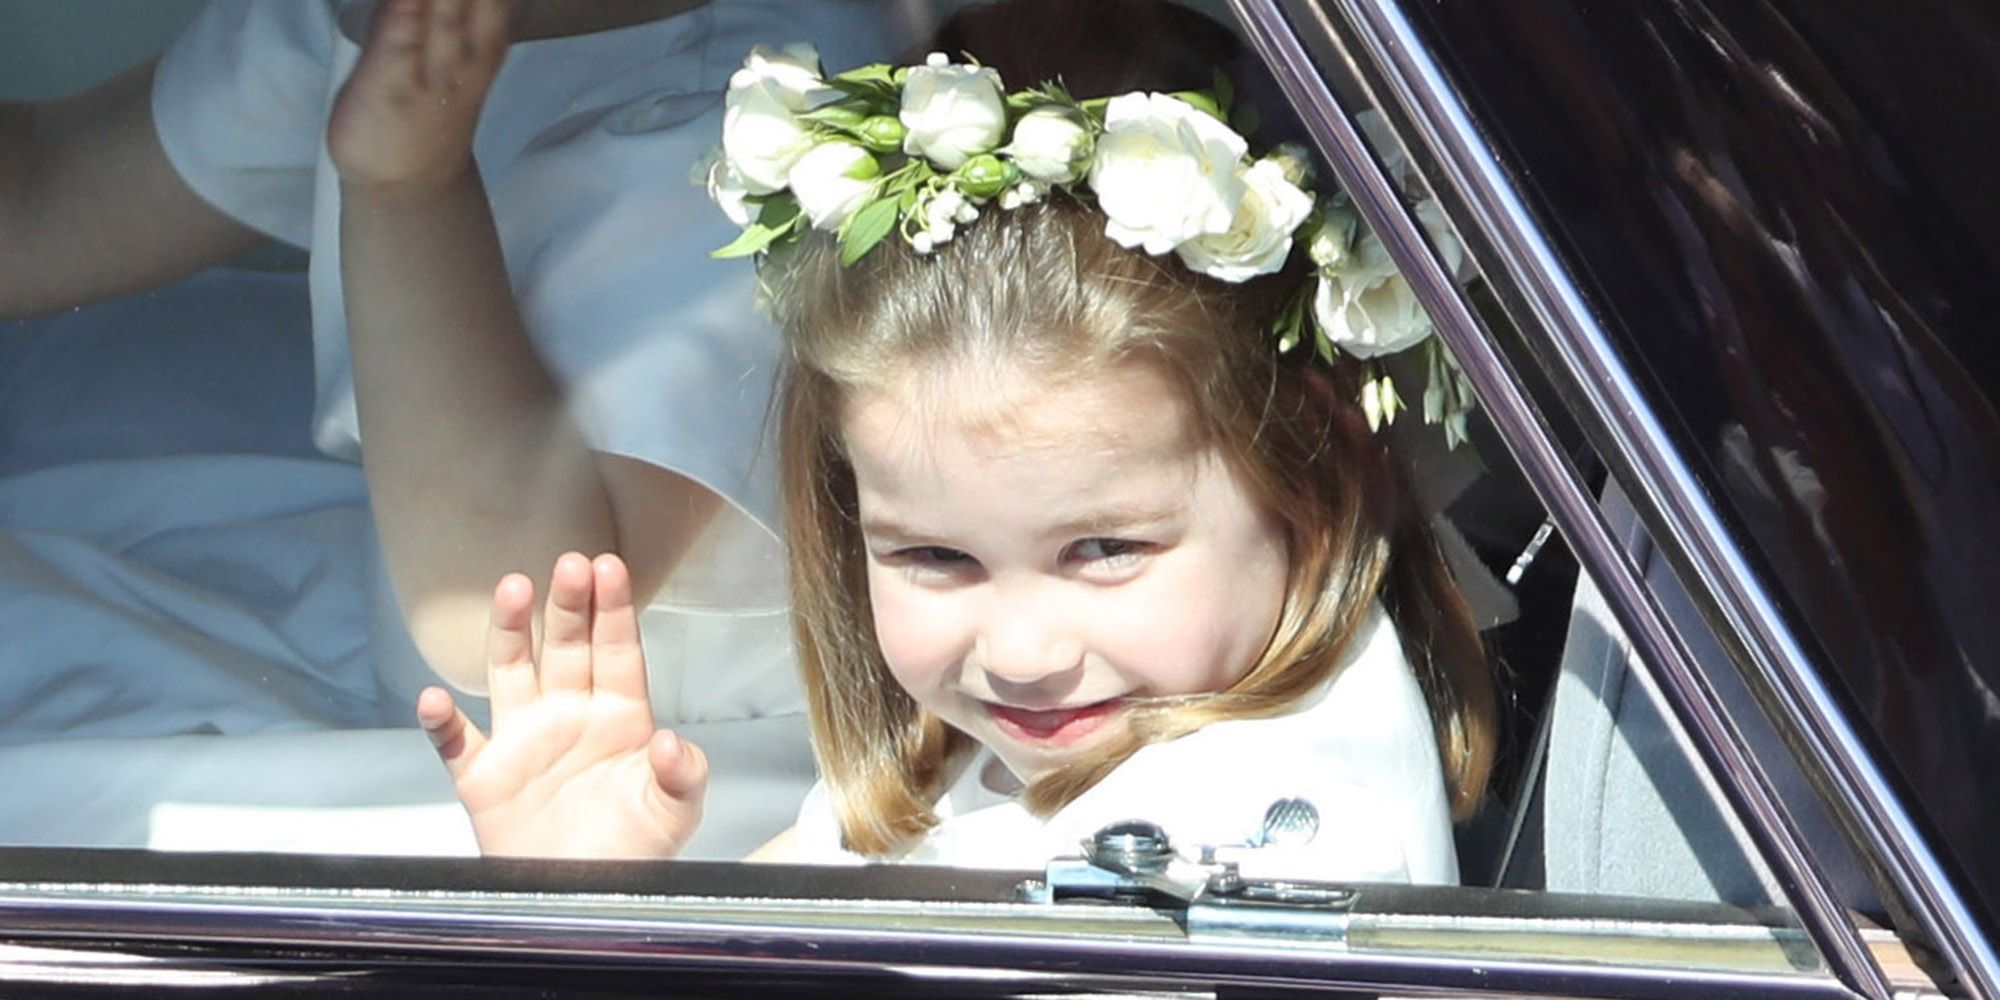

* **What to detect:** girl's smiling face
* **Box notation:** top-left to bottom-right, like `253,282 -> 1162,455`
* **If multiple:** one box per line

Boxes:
842,357 -> 1290,785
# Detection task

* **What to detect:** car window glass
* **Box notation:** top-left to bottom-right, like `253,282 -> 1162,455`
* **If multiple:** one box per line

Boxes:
0,0 -> 1872,992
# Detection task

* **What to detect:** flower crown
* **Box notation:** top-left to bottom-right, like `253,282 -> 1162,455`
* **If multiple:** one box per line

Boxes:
705,45 -> 1478,445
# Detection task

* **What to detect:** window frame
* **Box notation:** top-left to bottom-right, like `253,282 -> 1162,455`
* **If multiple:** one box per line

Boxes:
1229,0 -> 1993,997
0,845 -> 1836,996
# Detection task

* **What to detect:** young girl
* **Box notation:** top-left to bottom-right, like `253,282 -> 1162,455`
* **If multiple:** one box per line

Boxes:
417,0 -> 1497,881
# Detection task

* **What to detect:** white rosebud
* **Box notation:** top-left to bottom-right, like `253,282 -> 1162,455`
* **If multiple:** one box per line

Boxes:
900,55 -> 1007,170
730,43 -> 827,104
722,44 -> 829,194
788,140 -> 878,230
1267,141 -> 1316,187
1089,92 -> 1247,255
954,201 -> 979,224
1312,230 -> 1434,358
911,232 -> 936,254
1307,199 -> 1359,269
706,158 -> 754,227
1176,158 -> 1314,282
1003,105 -> 1093,183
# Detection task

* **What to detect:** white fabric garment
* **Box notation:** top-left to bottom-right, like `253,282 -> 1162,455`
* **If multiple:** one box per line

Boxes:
791,605 -> 1459,884
0,0 -> 887,858
151,0 -> 887,722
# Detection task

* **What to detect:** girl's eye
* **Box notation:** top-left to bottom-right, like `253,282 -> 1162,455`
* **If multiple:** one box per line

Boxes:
901,545 -> 972,566
876,545 -> 980,580
1067,537 -> 1147,565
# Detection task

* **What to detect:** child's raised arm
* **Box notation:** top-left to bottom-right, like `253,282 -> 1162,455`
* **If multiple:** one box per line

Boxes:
0,60 -> 264,319
417,552 -> 707,859
329,0 -> 720,690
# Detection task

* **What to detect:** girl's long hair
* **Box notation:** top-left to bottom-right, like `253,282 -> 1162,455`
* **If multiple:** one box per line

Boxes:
776,188 -> 1496,855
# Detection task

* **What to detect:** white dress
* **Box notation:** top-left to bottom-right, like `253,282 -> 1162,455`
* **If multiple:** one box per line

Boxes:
0,0 -> 885,858
791,605 -> 1460,884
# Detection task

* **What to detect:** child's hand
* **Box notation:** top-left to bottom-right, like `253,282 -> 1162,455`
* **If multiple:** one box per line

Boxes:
416,552 -> 707,859
328,0 -> 513,190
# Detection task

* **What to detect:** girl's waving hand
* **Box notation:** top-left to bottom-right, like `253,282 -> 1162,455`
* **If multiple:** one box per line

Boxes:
417,552 -> 707,859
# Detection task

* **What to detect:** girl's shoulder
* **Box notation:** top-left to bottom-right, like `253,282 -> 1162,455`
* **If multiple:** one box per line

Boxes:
1060,605 -> 1458,882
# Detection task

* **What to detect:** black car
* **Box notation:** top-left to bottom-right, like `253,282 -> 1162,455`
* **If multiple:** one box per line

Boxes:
0,0 -> 1994,996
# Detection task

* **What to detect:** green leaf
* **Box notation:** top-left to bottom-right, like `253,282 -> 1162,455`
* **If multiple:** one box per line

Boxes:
1313,323 -> 1337,365
1212,71 -> 1235,117
800,104 -> 869,129
755,194 -> 801,229
1170,90 -> 1223,120
880,161 -> 930,198
839,197 -> 901,266
826,77 -> 899,106
1230,105 -> 1262,138
711,223 -> 782,259
833,63 -> 897,87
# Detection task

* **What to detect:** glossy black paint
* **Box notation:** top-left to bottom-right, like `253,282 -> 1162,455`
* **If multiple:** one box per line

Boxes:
1393,0 -> 2000,946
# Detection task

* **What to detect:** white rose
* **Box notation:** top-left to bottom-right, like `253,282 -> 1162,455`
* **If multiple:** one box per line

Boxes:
1312,230 -> 1433,358
706,158 -> 754,227
1089,92 -> 1247,255
723,79 -> 813,192
1307,198 -> 1359,269
723,44 -> 829,193
788,141 -> 879,230
730,43 -> 826,103
1004,106 -> 1093,183
900,53 -> 1007,170
1176,158 -> 1313,281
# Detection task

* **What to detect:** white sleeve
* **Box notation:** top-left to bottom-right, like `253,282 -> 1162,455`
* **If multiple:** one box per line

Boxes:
151,0 -> 340,248
494,91 -> 788,609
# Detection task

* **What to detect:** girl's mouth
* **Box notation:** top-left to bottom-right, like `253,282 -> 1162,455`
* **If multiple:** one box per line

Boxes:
985,699 -> 1121,745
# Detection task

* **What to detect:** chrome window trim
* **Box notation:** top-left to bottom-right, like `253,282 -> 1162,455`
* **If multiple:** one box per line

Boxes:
0,878 -> 1842,998
1225,1 -> 1996,998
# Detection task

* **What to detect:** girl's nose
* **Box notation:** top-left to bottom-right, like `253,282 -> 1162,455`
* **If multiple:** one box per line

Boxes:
971,589 -> 1084,687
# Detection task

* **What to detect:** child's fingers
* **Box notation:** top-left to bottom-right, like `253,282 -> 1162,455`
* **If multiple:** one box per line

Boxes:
423,0 -> 471,90
648,729 -> 710,805
417,685 -> 488,781
361,0 -> 427,92
536,551 -> 597,695
588,553 -> 650,702
484,572 -> 540,719
465,0 -> 514,73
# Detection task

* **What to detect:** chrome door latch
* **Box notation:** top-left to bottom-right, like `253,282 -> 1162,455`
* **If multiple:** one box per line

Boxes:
1018,819 -> 1356,944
